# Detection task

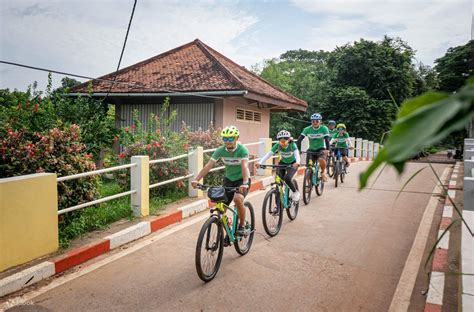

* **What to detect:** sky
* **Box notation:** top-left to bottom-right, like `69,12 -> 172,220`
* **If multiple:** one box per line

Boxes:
0,0 -> 472,91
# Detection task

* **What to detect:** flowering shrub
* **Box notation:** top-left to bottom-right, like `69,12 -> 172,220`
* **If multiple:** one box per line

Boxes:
0,124 -> 99,210
113,105 -> 188,195
182,122 -> 223,186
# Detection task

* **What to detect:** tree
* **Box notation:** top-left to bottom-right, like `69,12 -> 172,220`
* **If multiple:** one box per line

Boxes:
328,36 -> 416,104
320,87 -> 397,142
434,40 -> 473,92
258,50 -> 332,136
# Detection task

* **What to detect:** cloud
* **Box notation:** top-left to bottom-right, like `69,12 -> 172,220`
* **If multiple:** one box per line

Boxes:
292,0 -> 472,64
0,0 -> 257,90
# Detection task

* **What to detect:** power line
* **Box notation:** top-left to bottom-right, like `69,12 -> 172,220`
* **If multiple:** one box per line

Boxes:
0,60 -> 229,101
103,0 -> 138,102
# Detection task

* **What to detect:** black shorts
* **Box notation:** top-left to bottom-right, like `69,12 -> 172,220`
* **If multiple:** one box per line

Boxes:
305,148 -> 327,166
223,177 -> 251,205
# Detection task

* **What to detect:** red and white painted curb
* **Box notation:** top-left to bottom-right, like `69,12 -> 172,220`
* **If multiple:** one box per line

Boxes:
424,162 -> 460,312
0,163 -> 365,298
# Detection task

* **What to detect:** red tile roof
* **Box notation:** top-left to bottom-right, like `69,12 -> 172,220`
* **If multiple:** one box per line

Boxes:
72,39 -> 307,109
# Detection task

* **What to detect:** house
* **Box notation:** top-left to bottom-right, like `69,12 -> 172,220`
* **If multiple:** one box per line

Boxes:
70,39 -> 307,150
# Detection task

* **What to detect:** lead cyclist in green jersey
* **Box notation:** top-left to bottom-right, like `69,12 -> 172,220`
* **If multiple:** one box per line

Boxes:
192,126 -> 250,236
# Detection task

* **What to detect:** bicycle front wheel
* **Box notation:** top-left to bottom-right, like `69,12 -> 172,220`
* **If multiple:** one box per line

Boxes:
303,168 -> 313,205
195,216 -> 224,282
234,202 -> 255,255
262,188 -> 282,237
286,179 -> 299,220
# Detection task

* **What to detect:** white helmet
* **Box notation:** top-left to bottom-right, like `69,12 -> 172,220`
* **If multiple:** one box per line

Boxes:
276,130 -> 291,139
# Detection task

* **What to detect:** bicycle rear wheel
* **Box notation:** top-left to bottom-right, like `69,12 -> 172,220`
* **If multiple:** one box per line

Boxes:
327,156 -> 335,177
341,163 -> 345,183
286,180 -> 299,220
303,168 -> 312,205
315,171 -> 324,196
262,188 -> 282,237
234,202 -> 255,255
195,216 -> 224,282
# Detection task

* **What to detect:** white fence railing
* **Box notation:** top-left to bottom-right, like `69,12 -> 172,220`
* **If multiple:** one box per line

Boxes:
56,137 -> 382,217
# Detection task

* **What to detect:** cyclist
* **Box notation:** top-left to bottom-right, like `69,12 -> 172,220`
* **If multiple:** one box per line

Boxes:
296,113 -> 330,182
328,120 -> 338,137
330,123 -> 353,167
257,130 -> 301,201
191,126 -> 250,236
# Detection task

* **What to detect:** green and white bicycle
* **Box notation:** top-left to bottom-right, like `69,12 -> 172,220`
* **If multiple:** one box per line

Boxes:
194,183 -> 255,282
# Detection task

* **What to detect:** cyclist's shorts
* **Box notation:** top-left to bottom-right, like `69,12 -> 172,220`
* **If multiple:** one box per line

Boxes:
223,177 -> 252,206
306,148 -> 327,166
335,148 -> 348,157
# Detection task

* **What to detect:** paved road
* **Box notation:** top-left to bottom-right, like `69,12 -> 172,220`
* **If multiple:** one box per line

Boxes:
5,162 -> 448,312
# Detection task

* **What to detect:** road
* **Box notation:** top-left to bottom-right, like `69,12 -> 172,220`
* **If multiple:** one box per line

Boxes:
4,162 -> 448,312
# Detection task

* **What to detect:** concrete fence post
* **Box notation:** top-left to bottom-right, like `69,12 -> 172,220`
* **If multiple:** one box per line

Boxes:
131,156 -> 149,217
465,148 -> 474,160
355,138 -> 363,158
362,140 -> 368,160
368,141 -> 374,160
258,138 -> 273,176
0,173 -> 58,271
348,137 -> 355,158
188,146 -> 204,198
374,143 -> 380,158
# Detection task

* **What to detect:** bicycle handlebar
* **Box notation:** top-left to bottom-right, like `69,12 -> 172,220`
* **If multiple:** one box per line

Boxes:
259,164 -> 294,169
194,183 -> 240,191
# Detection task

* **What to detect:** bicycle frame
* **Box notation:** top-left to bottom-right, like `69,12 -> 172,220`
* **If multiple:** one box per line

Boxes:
274,174 -> 290,209
213,202 -> 239,243
307,158 -> 320,185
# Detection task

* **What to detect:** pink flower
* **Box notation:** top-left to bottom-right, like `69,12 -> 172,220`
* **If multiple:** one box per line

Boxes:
119,152 -> 125,159
155,129 -> 161,134
146,144 -> 151,150
124,127 -> 129,133
113,135 -> 119,142
131,124 -> 136,129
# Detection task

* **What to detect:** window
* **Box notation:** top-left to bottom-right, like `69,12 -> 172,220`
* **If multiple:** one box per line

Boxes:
236,108 -> 262,123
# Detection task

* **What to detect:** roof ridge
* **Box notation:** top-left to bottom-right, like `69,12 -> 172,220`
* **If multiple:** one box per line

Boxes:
196,40 -> 306,106
193,39 -> 245,90
72,41 -> 198,91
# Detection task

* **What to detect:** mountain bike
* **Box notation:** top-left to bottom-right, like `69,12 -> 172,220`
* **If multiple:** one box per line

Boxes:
194,184 -> 255,282
301,151 -> 325,205
259,164 -> 299,237
333,148 -> 349,187
327,147 -> 336,178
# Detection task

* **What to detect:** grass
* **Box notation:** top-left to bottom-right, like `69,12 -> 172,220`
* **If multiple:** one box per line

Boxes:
58,180 -> 187,248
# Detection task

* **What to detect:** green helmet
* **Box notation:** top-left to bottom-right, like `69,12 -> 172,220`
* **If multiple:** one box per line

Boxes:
221,126 -> 239,138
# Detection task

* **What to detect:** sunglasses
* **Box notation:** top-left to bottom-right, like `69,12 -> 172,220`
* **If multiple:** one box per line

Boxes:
337,128 -> 345,131
223,137 -> 235,142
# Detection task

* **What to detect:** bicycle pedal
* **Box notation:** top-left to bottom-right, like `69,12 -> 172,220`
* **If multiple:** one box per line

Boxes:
224,236 -> 231,246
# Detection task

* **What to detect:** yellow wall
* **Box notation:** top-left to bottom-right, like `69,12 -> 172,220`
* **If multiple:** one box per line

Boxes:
0,173 -> 58,272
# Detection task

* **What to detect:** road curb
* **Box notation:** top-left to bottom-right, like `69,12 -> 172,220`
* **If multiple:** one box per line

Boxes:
424,162 -> 460,312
